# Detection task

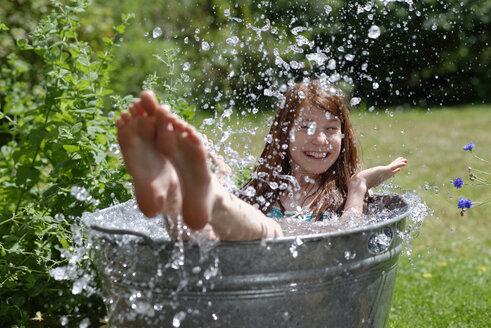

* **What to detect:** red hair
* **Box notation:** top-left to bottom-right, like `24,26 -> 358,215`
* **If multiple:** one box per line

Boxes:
241,80 -> 361,218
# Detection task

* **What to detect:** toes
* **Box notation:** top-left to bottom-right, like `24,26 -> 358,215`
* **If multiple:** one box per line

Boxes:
133,100 -> 146,116
129,103 -> 137,116
120,112 -> 131,122
155,104 -> 172,127
116,117 -> 125,128
129,101 -> 146,117
141,90 -> 160,116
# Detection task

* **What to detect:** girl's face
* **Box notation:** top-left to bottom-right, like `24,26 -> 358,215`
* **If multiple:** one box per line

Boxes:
288,106 -> 342,178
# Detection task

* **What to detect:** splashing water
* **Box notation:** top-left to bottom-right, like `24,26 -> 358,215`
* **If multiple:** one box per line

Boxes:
350,97 -> 362,106
368,25 -> 381,39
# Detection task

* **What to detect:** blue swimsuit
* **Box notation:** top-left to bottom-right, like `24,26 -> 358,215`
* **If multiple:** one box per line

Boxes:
267,207 -> 332,222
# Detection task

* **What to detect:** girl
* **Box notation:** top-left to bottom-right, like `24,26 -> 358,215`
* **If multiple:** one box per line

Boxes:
116,80 -> 406,241
241,81 -> 406,222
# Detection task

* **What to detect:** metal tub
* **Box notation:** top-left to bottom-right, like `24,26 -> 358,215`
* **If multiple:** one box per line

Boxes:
88,194 -> 409,327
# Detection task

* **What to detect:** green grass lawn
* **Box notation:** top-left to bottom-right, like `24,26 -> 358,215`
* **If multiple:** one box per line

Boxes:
192,104 -> 491,327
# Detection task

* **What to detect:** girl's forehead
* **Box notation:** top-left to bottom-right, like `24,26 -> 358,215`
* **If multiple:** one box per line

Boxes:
297,106 -> 339,121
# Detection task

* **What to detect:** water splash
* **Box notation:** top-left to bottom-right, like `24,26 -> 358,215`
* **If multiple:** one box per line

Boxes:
368,25 -> 381,39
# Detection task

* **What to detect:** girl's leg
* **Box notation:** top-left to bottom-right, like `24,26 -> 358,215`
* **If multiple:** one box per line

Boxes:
116,92 -> 181,219
154,103 -> 284,241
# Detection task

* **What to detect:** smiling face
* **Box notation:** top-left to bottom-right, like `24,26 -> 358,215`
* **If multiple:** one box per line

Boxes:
288,106 -> 342,179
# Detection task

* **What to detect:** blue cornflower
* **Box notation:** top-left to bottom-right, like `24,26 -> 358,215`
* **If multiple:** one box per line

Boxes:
453,178 -> 464,188
457,197 -> 472,209
463,142 -> 474,151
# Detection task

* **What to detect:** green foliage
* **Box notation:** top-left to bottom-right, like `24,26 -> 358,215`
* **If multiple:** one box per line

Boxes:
0,1 -> 132,324
0,1 -> 191,325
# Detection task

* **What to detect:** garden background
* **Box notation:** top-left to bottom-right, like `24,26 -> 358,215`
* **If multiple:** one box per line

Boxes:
0,0 -> 489,327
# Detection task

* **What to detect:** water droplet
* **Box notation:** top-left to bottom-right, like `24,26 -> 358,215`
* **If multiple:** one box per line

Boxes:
108,111 -> 115,120
307,122 -> 317,135
201,41 -> 210,51
296,35 -> 312,47
152,27 -> 162,39
327,59 -> 336,70
431,24 -> 437,31
202,118 -> 214,126
306,52 -> 328,66
344,250 -> 356,260
243,186 -> 256,197
289,244 -> 298,258
70,186 -> 89,201
50,267 -> 68,280
55,213 -> 65,222
109,144 -> 120,155
372,82 -> 379,89
79,318 -> 90,328
172,311 -> 187,327
226,36 -> 240,46
183,37 -> 189,44
345,54 -> 355,61
368,25 -> 381,39
183,62 -> 190,71
298,90 -> 306,99
324,5 -> 332,15
60,316 -> 68,326
329,73 -> 341,82
350,97 -> 361,106
224,8 -> 230,17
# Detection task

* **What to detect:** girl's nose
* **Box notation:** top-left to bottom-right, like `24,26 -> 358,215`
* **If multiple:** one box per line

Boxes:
311,131 -> 329,144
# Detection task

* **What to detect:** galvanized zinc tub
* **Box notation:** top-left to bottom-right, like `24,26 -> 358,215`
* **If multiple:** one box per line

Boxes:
88,194 -> 409,327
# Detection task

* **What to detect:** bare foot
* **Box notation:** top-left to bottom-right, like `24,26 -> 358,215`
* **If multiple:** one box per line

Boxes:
116,91 -> 179,218
154,105 -> 215,230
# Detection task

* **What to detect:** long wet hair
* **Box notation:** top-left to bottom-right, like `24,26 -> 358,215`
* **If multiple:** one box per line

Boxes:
240,79 -> 361,219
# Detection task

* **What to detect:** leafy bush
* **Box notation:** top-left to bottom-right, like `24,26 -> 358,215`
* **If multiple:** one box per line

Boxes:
0,1 -> 192,325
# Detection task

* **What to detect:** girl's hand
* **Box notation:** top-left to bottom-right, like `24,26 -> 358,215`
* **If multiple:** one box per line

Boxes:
350,157 -> 407,191
343,157 -> 407,218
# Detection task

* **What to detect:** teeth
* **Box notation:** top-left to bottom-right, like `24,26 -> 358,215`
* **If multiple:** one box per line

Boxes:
305,152 -> 327,158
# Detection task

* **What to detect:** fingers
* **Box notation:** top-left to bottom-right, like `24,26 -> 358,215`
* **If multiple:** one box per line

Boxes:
389,157 -> 407,169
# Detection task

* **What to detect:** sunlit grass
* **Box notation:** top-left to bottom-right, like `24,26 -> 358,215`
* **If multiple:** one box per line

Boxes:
191,104 -> 491,327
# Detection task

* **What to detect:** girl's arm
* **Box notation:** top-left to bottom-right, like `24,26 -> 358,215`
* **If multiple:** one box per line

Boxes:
342,157 -> 407,217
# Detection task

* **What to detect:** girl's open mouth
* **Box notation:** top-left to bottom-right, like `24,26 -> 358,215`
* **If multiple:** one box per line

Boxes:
304,151 -> 328,159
